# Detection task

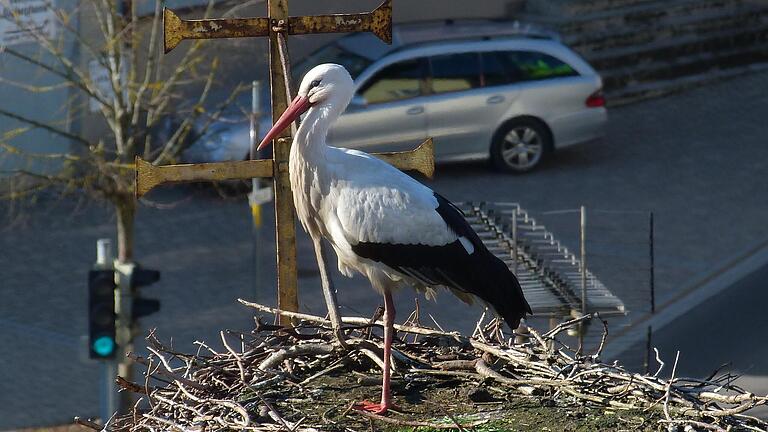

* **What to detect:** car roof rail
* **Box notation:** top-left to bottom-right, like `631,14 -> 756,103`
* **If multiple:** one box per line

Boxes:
393,19 -> 561,45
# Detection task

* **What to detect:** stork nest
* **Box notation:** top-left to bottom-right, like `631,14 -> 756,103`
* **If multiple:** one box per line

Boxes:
78,299 -> 768,432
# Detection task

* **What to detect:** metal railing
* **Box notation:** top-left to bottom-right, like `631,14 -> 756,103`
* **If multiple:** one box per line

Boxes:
457,202 -> 626,319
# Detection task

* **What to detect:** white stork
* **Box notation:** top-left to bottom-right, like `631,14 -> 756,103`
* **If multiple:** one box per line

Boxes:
258,64 -> 531,414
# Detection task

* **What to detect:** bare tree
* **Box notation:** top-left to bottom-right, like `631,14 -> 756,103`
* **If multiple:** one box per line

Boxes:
0,0 -> 240,262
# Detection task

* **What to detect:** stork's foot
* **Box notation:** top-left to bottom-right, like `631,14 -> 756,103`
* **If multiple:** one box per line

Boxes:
353,400 -> 400,415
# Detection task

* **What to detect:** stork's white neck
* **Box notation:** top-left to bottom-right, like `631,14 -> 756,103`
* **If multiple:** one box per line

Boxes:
289,102 -> 341,238
293,103 -> 337,162
291,100 -> 348,164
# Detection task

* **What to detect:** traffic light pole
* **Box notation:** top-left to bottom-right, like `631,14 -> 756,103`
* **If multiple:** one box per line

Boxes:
249,80 -> 268,302
113,260 -> 135,414
115,260 -> 161,414
95,239 -> 117,424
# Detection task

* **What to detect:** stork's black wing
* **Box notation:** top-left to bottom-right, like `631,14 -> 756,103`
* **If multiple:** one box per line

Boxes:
352,193 -> 531,329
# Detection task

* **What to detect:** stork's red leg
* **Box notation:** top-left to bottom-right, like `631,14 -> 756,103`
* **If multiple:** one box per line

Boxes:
355,291 -> 398,415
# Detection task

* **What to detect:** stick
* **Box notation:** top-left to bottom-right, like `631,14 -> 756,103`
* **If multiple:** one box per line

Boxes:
658,419 -> 726,432
238,299 -> 463,339
73,417 -> 102,430
592,313 -> 608,359
129,353 -> 208,390
653,347 -> 665,377
542,314 -> 592,338
475,359 -> 537,395
259,343 -> 336,371
116,376 -> 149,395
664,351 -> 680,422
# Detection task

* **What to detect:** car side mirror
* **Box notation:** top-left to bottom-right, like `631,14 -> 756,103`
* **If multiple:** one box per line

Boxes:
350,94 -> 368,107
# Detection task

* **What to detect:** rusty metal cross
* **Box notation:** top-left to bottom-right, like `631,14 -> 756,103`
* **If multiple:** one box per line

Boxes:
134,0 -> 434,322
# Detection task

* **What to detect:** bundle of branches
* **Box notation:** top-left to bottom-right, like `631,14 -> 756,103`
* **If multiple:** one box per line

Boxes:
84,300 -> 768,432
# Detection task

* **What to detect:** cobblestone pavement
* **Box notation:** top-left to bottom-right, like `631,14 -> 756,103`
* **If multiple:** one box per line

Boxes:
2,71 -> 767,429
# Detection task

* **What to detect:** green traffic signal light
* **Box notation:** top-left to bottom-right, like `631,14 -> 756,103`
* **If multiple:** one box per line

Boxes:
92,335 -> 116,357
89,269 -> 117,359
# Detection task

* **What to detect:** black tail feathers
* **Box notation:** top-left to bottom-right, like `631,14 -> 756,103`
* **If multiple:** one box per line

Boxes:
478,252 -> 532,331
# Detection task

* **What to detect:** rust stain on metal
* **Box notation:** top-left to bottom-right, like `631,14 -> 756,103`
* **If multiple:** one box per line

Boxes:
163,8 -> 183,54
134,156 -> 273,198
163,7 -> 270,53
288,0 -> 392,43
369,0 -> 393,44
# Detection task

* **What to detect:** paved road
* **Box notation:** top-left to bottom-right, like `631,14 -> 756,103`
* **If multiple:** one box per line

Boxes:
639,262 -> 768,419
2,71 -> 768,428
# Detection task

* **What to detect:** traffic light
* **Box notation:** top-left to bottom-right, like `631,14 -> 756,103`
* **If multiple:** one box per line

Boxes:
131,266 -> 160,319
88,269 -> 117,359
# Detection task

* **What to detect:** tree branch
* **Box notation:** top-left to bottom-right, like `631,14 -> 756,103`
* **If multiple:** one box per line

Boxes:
131,0 -> 162,128
0,108 -> 90,147
0,142 -> 81,161
148,0 -> 216,111
1,47 -> 112,108
0,77 -> 72,93
152,58 -> 227,165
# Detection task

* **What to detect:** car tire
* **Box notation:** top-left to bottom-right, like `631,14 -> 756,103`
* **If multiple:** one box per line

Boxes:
491,118 -> 552,173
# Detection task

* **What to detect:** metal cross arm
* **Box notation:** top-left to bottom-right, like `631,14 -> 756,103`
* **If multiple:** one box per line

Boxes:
134,138 -> 434,198
163,0 -> 392,53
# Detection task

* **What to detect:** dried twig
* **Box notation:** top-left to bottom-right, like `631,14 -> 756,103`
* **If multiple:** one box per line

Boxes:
73,417 -> 101,430
664,351 -> 681,422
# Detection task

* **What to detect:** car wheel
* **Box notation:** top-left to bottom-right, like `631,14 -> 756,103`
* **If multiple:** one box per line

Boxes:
491,119 -> 551,173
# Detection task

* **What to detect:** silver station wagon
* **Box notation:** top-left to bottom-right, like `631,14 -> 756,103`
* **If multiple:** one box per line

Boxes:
187,21 -> 607,173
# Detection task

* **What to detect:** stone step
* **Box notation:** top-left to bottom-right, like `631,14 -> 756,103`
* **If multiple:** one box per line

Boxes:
605,61 -> 768,105
558,0 -> 741,36
526,0 -> 661,17
568,3 -> 768,55
587,21 -> 768,72
601,43 -> 768,90
522,0 -> 768,105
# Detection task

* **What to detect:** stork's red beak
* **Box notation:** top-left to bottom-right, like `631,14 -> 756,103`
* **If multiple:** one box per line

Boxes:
257,95 -> 312,151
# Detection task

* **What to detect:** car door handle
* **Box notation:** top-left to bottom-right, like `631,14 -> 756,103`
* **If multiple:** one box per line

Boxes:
406,106 -> 424,115
487,95 -> 505,104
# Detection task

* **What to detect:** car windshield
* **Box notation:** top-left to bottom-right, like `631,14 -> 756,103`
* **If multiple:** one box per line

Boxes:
292,43 -> 373,83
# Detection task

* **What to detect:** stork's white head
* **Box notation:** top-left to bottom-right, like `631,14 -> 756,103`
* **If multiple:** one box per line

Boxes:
258,63 -> 354,150
299,63 -> 354,109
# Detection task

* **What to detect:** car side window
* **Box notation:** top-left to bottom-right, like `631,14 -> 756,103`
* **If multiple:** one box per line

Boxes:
359,58 -> 427,104
504,51 -> 579,81
481,51 -> 519,86
429,53 -> 481,94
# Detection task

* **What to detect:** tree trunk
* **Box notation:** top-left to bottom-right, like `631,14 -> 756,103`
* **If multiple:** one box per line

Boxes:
114,195 -> 136,413
116,197 -> 135,263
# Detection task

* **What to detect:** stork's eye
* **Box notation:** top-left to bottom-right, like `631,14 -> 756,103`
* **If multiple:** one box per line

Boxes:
310,79 -> 321,88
